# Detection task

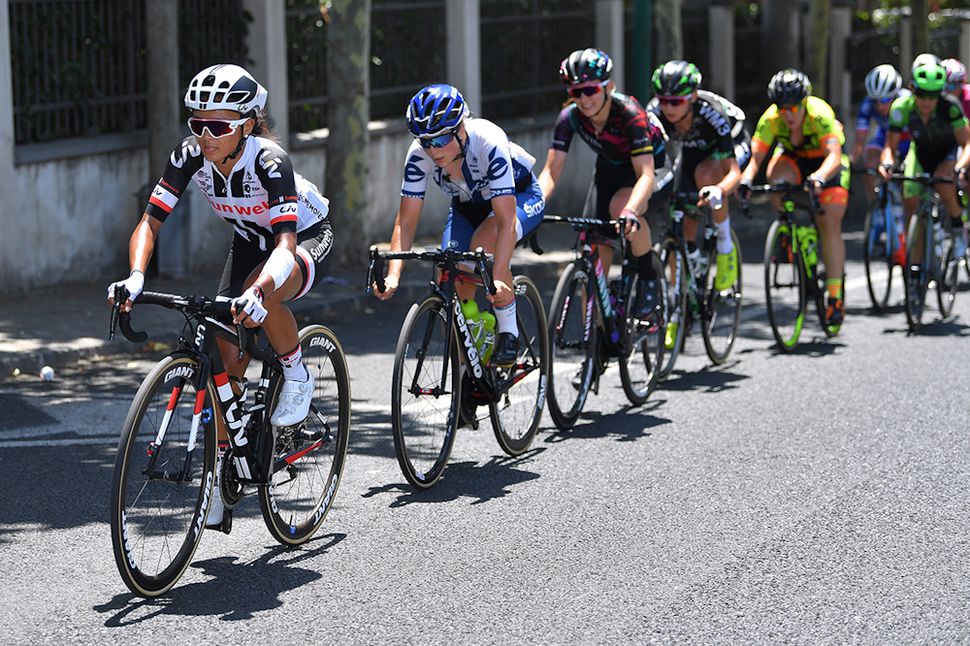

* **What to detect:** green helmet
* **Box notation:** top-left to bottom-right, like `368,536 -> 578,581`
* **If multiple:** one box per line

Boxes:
912,62 -> 947,92
652,60 -> 702,96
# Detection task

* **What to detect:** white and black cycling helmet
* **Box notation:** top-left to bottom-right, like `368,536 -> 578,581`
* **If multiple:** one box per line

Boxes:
864,64 -> 902,99
184,64 -> 267,116
911,53 -> 941,76
942,58 -> 968,85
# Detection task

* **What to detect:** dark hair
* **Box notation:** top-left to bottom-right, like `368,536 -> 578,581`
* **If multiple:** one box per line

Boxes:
250,109 -> 280,144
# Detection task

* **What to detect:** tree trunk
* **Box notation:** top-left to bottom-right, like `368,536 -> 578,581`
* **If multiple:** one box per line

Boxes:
806,0 -> 830,99
325,0 -> 371,266
911,0 -> 929,57
762,0 -> 799,72
653,0 -> 682,62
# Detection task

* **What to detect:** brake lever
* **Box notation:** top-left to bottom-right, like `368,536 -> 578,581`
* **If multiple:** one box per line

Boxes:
108,285 -> 125,340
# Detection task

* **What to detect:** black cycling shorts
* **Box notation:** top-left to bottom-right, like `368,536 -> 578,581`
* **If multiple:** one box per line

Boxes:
217,219 -> 334,301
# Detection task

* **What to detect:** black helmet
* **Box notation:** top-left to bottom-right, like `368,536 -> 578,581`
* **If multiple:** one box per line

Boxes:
559,48 -> 612,85
652,60 -> 702,96
767,68 -> 812,106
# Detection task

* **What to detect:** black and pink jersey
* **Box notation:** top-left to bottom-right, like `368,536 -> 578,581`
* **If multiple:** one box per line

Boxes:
145,135 -> 329,250
551,92 -> 667,168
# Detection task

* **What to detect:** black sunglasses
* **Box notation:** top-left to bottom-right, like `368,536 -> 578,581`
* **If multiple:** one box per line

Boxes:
914,89 -> 941,99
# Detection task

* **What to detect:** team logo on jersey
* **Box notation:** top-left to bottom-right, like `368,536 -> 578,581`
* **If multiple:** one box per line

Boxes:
196,170 -> 213,196
698,102 -> 731,136
485,147 -> 509,181
171,140 -> 201,169
259,149 -> 282,179
242,171 -> 260,197
405,153 -> 426,184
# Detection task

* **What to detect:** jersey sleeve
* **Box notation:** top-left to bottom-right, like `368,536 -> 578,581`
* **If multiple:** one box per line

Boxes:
855,98 -> 874,132
253,144 -> 300,236
476,122 -> 517,197
888,97 -> 909,132
751,107 -> 778,154
145,137 -> 203,222
551,106 -> 576,153
944,95 -> 969,129
400,139 -> 432,199
624,102 -> 654,158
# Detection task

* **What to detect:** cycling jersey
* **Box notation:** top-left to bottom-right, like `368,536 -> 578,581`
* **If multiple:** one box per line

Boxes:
400,117 -> 536,205
752,96 -> 844,159
647,90 -> 746,160
551,92 -> 666,167
146,135 -> 329,250
856,92 -> 911,154
949,84 -> 970,120
889,92 -> 967,168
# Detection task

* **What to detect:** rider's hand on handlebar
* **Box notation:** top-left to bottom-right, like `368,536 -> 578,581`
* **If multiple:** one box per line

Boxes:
806,175 -> 825,196
374,273 -> 399,301
106,270 -> 145,313
615,208 -> 641,239
878,161 -> 894,182
232,285 -> 268,327
698,185 -> 724,210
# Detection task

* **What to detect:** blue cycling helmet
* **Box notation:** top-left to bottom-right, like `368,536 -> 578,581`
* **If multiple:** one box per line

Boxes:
406,84 -> 468,137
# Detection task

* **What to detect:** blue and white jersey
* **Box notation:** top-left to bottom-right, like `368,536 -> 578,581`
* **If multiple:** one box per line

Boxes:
856,90 -> 911,132
400,117 -> 536,205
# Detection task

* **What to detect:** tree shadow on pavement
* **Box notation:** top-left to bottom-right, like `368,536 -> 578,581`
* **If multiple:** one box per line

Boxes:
94,533 -> 346,625
542,400 -> 671,445
361,447 -> 545,508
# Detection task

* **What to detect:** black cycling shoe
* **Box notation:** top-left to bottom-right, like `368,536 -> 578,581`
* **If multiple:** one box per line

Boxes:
632,279 -> 662,322
490,332 -> 519,368
824,294 -> 844,327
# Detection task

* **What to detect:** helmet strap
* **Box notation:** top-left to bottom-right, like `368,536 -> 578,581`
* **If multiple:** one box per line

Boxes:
220,113 -> 254,164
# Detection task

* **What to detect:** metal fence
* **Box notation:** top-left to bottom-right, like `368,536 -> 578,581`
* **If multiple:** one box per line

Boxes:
286,0 -> 329,134
480,0 -> 595,120
178,0 -> 249,92
847,26 -> 901,106
10,0 -> 147,146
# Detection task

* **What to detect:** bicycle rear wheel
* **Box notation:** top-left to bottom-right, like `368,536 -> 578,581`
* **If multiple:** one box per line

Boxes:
658,238 -> 688,379
619,272 -> 665,405
764,219 -> 806,352
546,263 -> 597,430
110,354 -> 216,597
937,231 -> 960,317
863,202 -> 894,311
259,326 -> 350,545
489,276 -> 549,455
904,215 -> 929,332
702,228 -> 743,364
392,295 -> 460,489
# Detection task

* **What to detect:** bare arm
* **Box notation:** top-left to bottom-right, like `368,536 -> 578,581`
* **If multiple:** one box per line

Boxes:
625,154 -> 655,215
374,196 -> 424,300
537,149 -> 567,201
489,194 -> 518,307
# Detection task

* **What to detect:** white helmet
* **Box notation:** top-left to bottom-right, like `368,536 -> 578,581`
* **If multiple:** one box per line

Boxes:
184,64 -> 267,115
865,64 -> 902,99
912,53 -> 941,75
942,58 -> 968,85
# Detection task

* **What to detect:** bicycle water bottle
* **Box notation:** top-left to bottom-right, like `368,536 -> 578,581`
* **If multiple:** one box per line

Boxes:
460,299 -> 491,361
480,310 -> 496,363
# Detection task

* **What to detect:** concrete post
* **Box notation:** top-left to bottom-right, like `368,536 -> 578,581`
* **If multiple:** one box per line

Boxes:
961,19 -> 970,69
446,0 -> 481,113
707,2 -> 735,100
830,3 -> 851,123
900,16 -> 912,82
243,0 -> 289,144
0,0 -> 15,278
763,0 -> 800,71
595,0 -> 625,91
146,0 -> 187,278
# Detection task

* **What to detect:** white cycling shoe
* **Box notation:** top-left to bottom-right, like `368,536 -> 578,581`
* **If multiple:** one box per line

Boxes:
206,484 -> 225,527
270,369 -> 315,427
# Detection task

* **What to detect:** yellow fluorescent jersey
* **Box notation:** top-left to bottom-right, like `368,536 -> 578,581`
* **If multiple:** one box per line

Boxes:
752,96 -> 844,159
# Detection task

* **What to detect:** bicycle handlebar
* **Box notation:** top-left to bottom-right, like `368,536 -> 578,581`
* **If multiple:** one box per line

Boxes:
109,287 -> 242,351
365,245 -> 496,296
739,180 -> 822,216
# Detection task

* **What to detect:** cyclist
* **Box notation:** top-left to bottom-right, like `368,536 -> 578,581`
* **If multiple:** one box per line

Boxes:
106,64 -> 334,529
853,64 -> 910,202
537,48 -> 669,322
647,60 -> 748,347
739,69 -> 851,326
942,58 -> 970,119
372,83 -> 544,367
879,60 -> 970,290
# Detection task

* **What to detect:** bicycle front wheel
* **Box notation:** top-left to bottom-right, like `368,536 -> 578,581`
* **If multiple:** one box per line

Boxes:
546,263 -> 597,430
110,354 -> 216,597
658,238 -> 688,380
904,215 -> 928,332
863,203 -> 894,311
702,228 -> 743,364
392,295 -> 460,489
764,219 -> 806,352
489,276 -> 549,455
259,325 -> 350,545
619,274 -> 665,405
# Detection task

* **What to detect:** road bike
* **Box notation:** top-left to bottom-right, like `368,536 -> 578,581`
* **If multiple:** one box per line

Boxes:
543,215 -> 666,431
862,169 -> 907,311
741,182 -> 843,352
657,190 -> 743,379
366,246 -> 548,489
108,288 -> 350,597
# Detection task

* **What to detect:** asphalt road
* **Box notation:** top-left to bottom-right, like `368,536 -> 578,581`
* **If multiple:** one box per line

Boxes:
1,228 -> 969,644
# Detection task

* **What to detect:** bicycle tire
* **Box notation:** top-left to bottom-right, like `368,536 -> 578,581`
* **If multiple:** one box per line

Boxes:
618,271 -> 665,405
489,276 -> 549,455
701,228 -> 743,364
546,263 -> 597,430
937,230 -> 959,317
258,325 -> 350,545
862,203 -> 894,311
904,214 -> 928,332
391,295 -> 461,489
110,354 -> 216,597
763,219 -> 807,352
658,238 -> 688,380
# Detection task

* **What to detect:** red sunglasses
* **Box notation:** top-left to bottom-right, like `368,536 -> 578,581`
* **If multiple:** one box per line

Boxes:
567,82 -> 607,99
656,95 -> 688,106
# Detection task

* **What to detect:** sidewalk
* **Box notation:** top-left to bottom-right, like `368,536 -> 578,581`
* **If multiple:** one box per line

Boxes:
0,205 -> 776,379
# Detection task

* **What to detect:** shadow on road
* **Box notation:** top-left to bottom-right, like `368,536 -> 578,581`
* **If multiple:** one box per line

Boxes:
882,316 -> 970,337
95,533 -> 346,625
660,360 -> 749,394
361,447 -> 545,507
542,399 -> 671,444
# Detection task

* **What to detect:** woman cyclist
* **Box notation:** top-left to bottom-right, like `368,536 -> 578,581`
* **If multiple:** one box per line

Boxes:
740,69 -> 851,327
107,64 -> 334,529
942,58 -> 970,119
372,83 -> 544,367
879,60 -> 970,289
853,64 -> 910,203
537,48 -> 668,322
647,59 -> 748,346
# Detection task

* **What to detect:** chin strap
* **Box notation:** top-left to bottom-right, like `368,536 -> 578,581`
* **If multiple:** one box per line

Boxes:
221,112 -> 257,164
